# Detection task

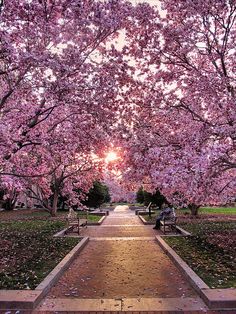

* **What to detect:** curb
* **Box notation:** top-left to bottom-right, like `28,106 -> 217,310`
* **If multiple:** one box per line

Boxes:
90,211 -> 109,216
138,214 -> 153,225
0,237 -> 89,310
156,235 -> 208,293
36,237 -> 89,293
53,227 -> 68,237
175,225 -> 191,236
0,290 -> 42,310
88,215 -> 106,226
156,235 -> 236,309
54,216 -> 107,236
201,288 -> 236,309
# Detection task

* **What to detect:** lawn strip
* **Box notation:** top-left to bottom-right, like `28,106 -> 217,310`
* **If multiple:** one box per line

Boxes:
77,212 -> 102,222
200,207 -> 236,214
164,221 -> 236,289
0,220 -> 79,290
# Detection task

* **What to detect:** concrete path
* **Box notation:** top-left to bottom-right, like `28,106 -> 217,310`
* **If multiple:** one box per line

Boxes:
76,207 -> 156,238
35,205 -> 209,313
113,205 -> 130,212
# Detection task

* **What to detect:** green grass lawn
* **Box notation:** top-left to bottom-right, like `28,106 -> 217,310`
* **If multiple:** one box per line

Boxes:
141,206 -> 236,223
0,208 -> 103,223
199,207 -> 236,214
0,220 -> 79,289
164,221 -> 236,289
77,212 -> 102,222
25,210 -> 103,222
176,207 -> 236,215
23,210 -> 66,217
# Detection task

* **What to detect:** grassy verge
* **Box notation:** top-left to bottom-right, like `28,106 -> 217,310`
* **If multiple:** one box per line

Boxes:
141,206 -> 236,223
0,209 -> 103,223
199,207 -> 236,214
178,207 -> 236,215
77,212 -> 102,222
0,220 -> 79,290
164,221 -> 236,288
22,210 -> 66,218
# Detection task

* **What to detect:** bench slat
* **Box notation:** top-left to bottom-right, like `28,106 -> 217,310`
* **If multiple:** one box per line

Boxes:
160,217 -> 177,234
65,212 -> 88,235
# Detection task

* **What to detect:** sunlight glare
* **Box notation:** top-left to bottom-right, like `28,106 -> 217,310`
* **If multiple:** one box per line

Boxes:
105,151 -> 118,163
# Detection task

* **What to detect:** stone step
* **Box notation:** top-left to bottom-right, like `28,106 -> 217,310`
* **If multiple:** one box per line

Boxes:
36,297 -> 208,312
90,236 -> 156,241
0,290 -> 42,310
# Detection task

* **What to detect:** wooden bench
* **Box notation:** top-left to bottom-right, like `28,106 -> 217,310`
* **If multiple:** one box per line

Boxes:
65,210 -> 88,235
160,216 -> 177,234
135,202 -> 155,215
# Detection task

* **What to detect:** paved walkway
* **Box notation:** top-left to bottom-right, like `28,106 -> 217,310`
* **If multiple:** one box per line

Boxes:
35,206 -> 210,313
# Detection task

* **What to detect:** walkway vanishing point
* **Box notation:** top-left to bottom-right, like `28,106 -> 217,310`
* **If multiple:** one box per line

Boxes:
34,206 -> 232,314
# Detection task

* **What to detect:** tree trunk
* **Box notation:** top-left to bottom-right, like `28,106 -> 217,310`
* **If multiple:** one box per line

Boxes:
62,200 -> 65,211
148,202 -> 152,217
4,198 -> 16,210
50,190 -> 59,217
2,189 -> 18,210
189,204 -> 200,216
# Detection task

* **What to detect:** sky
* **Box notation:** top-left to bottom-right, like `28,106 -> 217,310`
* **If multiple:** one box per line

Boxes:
131,0 -> 165,17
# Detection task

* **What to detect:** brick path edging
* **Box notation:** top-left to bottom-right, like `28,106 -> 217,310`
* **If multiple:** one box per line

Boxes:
138,214 -> 153,225
0,237 -> 89,310
88,215 -> 107,226
156,236 -> 236,310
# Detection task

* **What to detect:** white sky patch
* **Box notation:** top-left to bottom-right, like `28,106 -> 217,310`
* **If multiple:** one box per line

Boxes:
45,68 -> 56,82
131,0 -> 166,17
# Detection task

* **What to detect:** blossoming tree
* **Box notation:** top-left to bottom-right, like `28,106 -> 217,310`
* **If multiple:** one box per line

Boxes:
116,0 -> 236,214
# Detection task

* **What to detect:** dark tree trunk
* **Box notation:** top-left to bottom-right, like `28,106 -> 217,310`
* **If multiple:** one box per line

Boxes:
4,198 -> 16,210
3,190 -> 18,210
148,202 -> 152,217
189,204 -> 200,216
50,190 -> 59,217
62,200 -> 66,211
